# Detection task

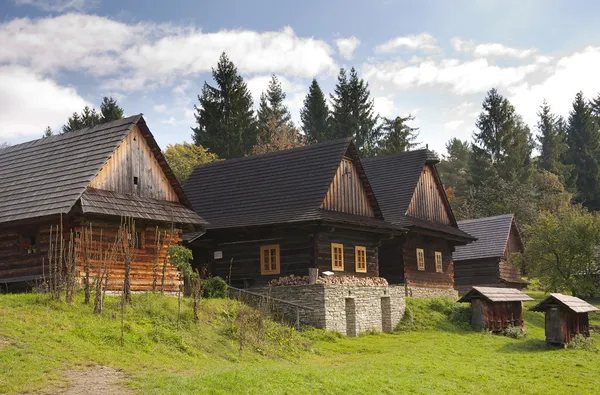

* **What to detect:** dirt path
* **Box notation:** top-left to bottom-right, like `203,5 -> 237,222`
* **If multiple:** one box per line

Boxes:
59,366 -> 134,395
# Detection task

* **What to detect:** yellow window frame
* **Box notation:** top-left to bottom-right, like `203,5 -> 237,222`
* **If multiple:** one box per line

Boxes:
435,251 -> 443,273
416,248 -> 425,271
331,243 -> 344,271
260,244 -> 280,275
355,246 -> 367,273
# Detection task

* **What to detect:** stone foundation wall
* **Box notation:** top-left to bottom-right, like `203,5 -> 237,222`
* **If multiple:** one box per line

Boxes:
252,284 -> 406,336
406,285 -> 458,300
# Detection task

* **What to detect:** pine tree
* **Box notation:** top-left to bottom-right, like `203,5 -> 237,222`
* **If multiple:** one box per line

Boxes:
256,75 -> 295,145
329,67 -> 378,156
438,138 -> 471,193
566,91 -> 600,210
591,93 -> 600,128
470,88 -> 533,186
376,115 -> 419,156
252,112 -> 305,155
100,96 -> 124,122
192,53 -> 257,159
536,100 -> 571,185
300,78 -> 329,143
43,126 -> 53,138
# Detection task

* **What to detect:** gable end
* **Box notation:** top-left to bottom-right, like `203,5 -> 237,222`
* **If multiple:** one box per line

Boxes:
406,164 -> 453,225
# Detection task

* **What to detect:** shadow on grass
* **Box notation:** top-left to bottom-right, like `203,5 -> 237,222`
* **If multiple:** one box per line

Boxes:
498,339 -> 559,353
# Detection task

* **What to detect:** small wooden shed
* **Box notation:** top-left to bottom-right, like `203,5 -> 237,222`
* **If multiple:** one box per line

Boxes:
531,293 -> 598,345
458,286 -> 533,331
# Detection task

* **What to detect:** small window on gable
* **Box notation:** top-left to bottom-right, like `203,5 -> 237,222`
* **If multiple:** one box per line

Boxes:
260,244 -> 280,275
355,246 -> 367,273
133,176 -> 139,185
331,243 -> 344,271
435,251 -> 443,273
416,248 -> 425,271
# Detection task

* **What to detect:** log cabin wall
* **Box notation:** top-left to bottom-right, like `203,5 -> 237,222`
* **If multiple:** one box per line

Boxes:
74,218 -> 182,292
321,157 -> 375,217
88,125 -> 179,202
195,227 -> 314,288
314,228 -> 380,277
454,257 -> 501,290
480,300 -> 524,331
378,239 -> 404,284
0,216 -> 73,288
402,234 -> 454,288
406,165 -> 451,225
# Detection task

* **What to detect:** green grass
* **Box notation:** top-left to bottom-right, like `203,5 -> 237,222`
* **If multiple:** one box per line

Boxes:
1,291 -> 599,394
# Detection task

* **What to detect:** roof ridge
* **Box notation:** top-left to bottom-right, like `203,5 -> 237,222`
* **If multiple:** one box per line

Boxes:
0,114 -> 141,155
457,213 -> 514,224
193,137 -> 352,171
362,148 -> 435,163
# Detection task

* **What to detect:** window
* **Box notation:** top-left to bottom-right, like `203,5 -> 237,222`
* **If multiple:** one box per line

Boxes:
20,232 -> 38,254
416,248 -> 425,271
260,244 -> 280,275
128,231 -> 143,249
435,251 -> 443,273
355,246 -> 367,273
331,243 -> 344,271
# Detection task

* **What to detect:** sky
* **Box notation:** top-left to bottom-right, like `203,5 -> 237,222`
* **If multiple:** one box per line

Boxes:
1,0 -> 600,155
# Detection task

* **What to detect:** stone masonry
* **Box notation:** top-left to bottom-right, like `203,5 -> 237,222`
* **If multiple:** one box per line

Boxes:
253,284 -> 406,336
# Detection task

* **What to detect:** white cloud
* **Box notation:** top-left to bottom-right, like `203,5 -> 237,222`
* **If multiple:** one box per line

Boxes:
375,33 -> 439,53
0,15 -> 337,90
0,66 -> 88,138
14,0 -> 97,12
373,96 -> 397,118
363,58 -> 538,95
335,36 -> 360,60
446,101 -> 475,116
451,37 -> 537,59
154,104 -> 167,113
444,120 -> 464,130
508,46 -> 600,128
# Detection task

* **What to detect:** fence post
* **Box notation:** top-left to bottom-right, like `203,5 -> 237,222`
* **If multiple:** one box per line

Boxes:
296,307 -> 300,331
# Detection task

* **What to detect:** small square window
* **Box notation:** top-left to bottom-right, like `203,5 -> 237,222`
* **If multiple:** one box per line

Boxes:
435,251 -> 443,273
355,246 -> 367,273
416,248 -> 425,271
331,243 -> 344,271
260,244 -> 280,275
133,176 -> 139,185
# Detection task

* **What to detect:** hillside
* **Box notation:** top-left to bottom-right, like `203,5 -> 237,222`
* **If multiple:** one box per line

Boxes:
0,292 -> 599,394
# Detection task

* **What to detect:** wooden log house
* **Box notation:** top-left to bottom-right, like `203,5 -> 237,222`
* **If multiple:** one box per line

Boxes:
0,115 -> 207,292
362,150 -> 475,295
458,286 -> 533,331
453,214 -> 528,295
184,138 -> 405,288
531,293 -> 599,345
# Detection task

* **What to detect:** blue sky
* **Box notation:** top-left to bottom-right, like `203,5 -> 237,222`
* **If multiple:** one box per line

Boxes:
2,0 -> 600,155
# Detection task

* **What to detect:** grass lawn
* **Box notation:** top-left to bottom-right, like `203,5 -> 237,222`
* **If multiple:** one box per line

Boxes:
0,291 -> 599,394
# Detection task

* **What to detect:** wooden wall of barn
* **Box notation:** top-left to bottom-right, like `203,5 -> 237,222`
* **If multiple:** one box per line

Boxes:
0,216 -> 69,287
402,234 -> 454,288
454,257 -> 500,287
321,157 -> 375,217
406,165 -> 451,225
314,229 -> 380,277
74,219 -> 182,292
471,299 -> 525,331
89,125 -> 179,202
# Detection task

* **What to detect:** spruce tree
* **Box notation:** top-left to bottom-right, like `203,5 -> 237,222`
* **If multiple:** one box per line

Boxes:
437,138 -> 471,194
566,91 -> 600,210
100,96 -> 124,122
329,67 -> 378,156
192,53 -> 256,159
536,100 -> 571,185
256,75 -> 295,145
376,115 -> 419,156
300,78 -> 329,143
43,126 -> 53,138
470,88 -> 533,186
62,106 -> 102,133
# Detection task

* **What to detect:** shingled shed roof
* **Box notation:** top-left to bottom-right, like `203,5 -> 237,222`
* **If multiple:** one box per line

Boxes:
0,115 -> 201,225
184,138 -> 399,231
458,286 -> 534,303
531,293 -> 599,313
362,150 -> 473,240
454,214 -> 518,261
81,188 -> 207,225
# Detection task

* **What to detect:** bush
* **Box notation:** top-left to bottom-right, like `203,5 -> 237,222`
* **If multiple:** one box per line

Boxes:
448,304 -> 471,329
502,326 -> 527,339
202,277 -> 228,299
300,327 -> 344,342
567,334 -> 596,351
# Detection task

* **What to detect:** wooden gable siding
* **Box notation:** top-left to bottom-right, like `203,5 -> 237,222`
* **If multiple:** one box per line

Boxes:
321,157 -> 375,217
89,125 -> 179,202
406,165 -> 451,224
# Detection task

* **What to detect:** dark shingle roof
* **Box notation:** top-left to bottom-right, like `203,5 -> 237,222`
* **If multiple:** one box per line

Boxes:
0,115 -> 204,226
454,214 -> 516,261
362,150 -> 473,240
81,188 -> 207,226
458,286 -> 534,303
0,116 -> 139,224
531,293 -> 599,313
184,138 -> 399,231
